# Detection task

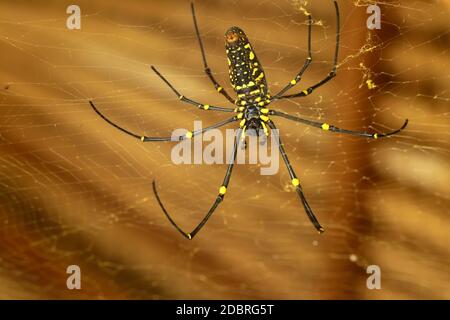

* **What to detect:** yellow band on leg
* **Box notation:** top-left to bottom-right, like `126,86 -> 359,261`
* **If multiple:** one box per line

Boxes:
219,186 -> 227,195
261,122 -> 269,136
260,115 -> 269,122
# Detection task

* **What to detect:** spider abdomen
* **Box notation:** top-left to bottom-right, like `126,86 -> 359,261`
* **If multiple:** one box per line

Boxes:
225,27 -> 269,106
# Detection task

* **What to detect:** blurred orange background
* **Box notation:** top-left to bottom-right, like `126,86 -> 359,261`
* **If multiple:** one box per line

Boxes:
0,0 -> 448,299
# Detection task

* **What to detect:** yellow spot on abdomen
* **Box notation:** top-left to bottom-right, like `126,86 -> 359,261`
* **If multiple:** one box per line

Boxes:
249,51 -> 255,60
256,72 -> 265,82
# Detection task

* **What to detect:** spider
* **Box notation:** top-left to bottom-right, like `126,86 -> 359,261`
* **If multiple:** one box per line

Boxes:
89,1 -> 408,240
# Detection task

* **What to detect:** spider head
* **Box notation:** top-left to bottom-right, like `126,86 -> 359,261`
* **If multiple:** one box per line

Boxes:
225,27 -> 248,47
244,106 -> 264,136
245,120 -> 264,136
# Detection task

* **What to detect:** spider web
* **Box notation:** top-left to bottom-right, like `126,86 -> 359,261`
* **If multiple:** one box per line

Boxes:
0,0 -> 448,299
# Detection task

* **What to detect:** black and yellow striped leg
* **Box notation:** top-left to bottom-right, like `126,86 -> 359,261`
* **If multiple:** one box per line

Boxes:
90,100 -> 237,142
153,128 -> 242,240
270,110 -> 409,139
272,14 -> 313,99
268,121 -> 324,233
274,1 -> 340,101
151,66 -> 234,113
191,2 -> 235,104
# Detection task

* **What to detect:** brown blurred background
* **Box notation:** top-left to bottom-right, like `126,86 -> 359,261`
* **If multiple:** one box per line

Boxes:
0,0 -> 448,299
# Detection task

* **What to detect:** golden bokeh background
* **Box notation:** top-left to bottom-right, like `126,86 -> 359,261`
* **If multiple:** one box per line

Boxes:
0,0 -> 448,299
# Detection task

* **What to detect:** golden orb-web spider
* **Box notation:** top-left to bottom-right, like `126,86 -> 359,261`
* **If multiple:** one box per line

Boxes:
89,1 -> 408,240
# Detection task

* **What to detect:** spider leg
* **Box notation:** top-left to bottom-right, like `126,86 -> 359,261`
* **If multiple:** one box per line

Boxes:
151,66 -> 234,113
272,13 -> 313,99
270,109 -> 408,139
89,100 -> 237,142
153,128 -> 242,240
191,2 -> 235,104
273,1 -> 340,101
268,121 -> 324,233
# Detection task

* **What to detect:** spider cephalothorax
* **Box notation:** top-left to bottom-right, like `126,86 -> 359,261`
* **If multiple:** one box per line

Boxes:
89,1 -> 408,240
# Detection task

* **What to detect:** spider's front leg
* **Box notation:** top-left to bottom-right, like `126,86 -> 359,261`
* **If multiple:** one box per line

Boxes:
268,121 -> 324,233
273,1 -> 340,101
153,128 -> 242,240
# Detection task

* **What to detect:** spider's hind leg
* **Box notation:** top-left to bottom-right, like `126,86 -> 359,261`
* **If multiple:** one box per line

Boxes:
191,2 -> 235,104
273,1 -> 340,101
